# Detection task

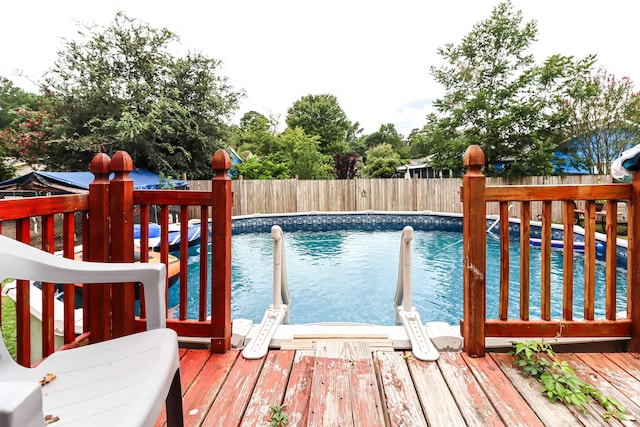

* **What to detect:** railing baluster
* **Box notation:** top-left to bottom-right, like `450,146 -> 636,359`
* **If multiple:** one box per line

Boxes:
541,201 -> 552,321
584,201 -> 597,320
41,214 -> 56,358
499,201 -> 510,320
605,200 -> 618,320
562,200 -> 575,321
519,201 -> 530,321
199,206 -> 209,321
62,212 -> 77,345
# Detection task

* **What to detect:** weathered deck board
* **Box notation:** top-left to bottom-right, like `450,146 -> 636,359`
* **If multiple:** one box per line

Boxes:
561,353 -> 639,426
464,353 -> 545,427
436,352 -> 505,426
578,353 -> 640,414
491,353 -> 600,427
375,350 -> 428,426
202,353 -> 264,426
407,354 -> 467,426
240,350 -> 295,427
154,348 -> 216,427
160,348 -> 640,426
182,350 -> 239,427
307,341 -> 386,426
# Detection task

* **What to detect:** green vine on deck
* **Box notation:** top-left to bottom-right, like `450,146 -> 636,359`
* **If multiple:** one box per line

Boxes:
510,341 -> 628,422
268,403 -> 289,426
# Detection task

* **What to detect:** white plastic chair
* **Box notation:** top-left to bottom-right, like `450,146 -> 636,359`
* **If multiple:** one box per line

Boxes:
0,235 -> 184,427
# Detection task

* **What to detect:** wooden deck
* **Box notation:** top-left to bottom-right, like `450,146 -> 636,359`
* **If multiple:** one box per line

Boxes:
154,341 -> 640,426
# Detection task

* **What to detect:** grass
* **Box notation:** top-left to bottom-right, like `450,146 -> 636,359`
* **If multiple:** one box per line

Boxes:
1,280 -> 18,360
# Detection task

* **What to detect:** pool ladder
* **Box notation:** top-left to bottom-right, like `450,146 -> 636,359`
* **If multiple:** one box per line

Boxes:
242,225 -> 290,359
243,225 -> 440,361
395,226 -> 439,361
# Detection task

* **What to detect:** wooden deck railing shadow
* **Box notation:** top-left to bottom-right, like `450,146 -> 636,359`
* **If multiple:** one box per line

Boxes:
0,149 -> 233,367
461,145 -> 640,357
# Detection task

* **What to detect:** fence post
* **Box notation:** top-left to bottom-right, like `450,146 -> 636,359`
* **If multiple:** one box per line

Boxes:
210,149 -> 233,352
462,145 -> 486,357
87,153 -> 112,343
109,151 -> 136,337
630,170 -> 640,352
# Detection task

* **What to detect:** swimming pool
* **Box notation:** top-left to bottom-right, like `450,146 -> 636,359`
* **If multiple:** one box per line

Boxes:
169,212 -> 628,326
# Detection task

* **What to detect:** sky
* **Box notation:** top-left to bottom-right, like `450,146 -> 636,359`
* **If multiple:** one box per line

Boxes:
2,0 -> 639,137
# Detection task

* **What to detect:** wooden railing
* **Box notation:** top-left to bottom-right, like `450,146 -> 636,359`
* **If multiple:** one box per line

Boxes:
0,149 -> 232,366
461,145 -> 640,357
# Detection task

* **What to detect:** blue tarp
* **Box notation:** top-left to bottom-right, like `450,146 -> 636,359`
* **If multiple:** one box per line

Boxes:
0,170 -> 188,196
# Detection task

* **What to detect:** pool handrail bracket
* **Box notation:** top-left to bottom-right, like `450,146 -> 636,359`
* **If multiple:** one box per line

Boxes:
394,226 -> 439,361
242,225 -> 290,359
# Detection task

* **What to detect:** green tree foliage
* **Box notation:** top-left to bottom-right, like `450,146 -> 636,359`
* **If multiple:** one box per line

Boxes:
0,77 -> 39,130
235,111 -> 279,158
285,94 -> 352,155
561,67 -> 640,175
281,127 -> 332,179
0,77 -> 40,179
362,143 -> 402,178
363,123 -> 408,157
235,156 -> 290,179
34,12 -> 243,177
426,1 -> 594,178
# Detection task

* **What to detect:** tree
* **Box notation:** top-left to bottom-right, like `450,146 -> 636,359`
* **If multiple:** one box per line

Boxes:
362,143 -> 402,178
363,123 -> 408,157
561,67 -> 640,175
0,78 -> 41,179
0,77 -> 39,130
235,111 -> 279,157
426,1 -> 594,178
34,12 -> 243,177
285,94 -> 352,156
280,127 -> 332,179
235,156 -> 290,179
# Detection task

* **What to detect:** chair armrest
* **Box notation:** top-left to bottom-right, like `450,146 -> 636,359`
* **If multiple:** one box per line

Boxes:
0,381 -> 45,427
0,235 -> 167,329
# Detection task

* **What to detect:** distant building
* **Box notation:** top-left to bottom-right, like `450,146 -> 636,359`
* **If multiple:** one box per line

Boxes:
396,156 -> 453,179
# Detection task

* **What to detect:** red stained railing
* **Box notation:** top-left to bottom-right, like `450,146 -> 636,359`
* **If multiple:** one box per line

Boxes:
462,145 -> 640,356
1,149 -> 232,367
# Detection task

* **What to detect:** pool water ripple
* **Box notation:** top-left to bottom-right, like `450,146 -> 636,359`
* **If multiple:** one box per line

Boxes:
170,229 -> 627,326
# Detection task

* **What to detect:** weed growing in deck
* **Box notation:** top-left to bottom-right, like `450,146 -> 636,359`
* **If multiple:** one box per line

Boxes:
511,340 -> 628,421
268,403 -> 289,426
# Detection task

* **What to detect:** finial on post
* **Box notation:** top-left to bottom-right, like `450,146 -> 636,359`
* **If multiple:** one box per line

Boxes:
110,151 -> 134,174
463,145 -> 485,175
89,153 -> 111,178
211,149 -> 232,180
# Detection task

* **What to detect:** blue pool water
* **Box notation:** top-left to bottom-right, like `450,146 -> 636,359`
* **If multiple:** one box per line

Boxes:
169,229 -> 628,326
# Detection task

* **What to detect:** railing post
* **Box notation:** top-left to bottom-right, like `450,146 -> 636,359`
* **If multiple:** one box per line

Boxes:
109,151 -> 136,337
630,170 -> 640,352
210,149 -> 233,352
462,145 -> 487,357
87,153 -> 112,343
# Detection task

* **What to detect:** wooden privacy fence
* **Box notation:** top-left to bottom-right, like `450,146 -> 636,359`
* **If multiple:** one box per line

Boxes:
461,145 -> 640,357
189,175 -> 608,220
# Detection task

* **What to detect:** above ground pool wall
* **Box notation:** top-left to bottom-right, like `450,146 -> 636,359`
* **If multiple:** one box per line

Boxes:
231,211 -> 628,269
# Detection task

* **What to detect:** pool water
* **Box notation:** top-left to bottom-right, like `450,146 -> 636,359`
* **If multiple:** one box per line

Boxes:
170,230 -> 628,326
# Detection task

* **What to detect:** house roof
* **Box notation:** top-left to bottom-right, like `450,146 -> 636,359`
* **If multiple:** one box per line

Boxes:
0,170 -> 189,196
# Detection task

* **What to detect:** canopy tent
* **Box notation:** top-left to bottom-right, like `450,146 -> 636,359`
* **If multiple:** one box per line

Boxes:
0,170 -> 188,197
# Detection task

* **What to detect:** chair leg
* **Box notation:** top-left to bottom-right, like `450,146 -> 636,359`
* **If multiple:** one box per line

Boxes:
166,369 -> 184,427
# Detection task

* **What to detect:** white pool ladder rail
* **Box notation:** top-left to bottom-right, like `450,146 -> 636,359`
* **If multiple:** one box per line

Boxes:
242,225 -> 290,359
394,226 -> 439,361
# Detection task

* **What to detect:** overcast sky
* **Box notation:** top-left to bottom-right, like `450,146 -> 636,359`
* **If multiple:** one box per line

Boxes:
2,0 -> 639,137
